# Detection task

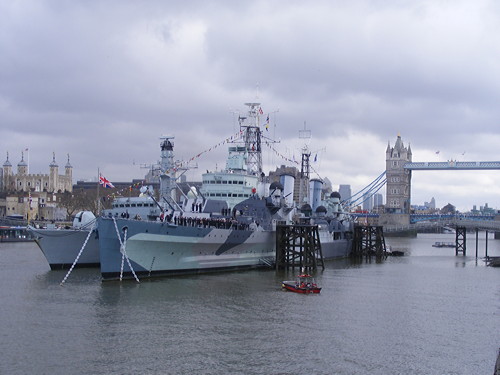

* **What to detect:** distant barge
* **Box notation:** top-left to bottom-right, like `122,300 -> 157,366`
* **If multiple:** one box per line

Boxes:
0,226 -> 33,242
432,241 -> 455,248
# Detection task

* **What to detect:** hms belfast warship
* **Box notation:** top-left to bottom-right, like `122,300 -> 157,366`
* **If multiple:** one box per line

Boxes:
97,103 -> 293,281
29,102 -> 352,275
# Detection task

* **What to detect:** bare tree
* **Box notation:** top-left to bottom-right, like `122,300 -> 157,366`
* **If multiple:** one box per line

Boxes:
58,189 -> 114,217
58,191 -> 81,218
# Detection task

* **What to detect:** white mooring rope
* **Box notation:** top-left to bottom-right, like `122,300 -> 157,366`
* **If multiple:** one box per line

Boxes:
112,217 -> 140,283
60,228 -> 94,286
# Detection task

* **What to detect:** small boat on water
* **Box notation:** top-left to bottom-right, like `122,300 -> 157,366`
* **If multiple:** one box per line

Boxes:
0,226 -> 33,242
282,274 -> 321,294
432,241 -> 455,248
486,257 -> 500,267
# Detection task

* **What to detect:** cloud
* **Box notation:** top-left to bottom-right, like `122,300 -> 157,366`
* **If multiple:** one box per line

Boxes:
1,0 -> 500,212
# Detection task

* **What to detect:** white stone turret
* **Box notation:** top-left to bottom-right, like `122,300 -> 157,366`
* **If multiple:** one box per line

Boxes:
17,152 -> 28,175
65,154 -> 72,180
2,152 -> 12,191
49,152 -> 59,192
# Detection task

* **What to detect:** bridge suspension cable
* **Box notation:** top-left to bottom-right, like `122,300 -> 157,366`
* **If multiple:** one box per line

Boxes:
343,171 -> 387,210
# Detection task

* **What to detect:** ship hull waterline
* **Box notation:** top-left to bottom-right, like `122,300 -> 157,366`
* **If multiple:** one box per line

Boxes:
28,227 -> 100,269
98,217 -> 276,281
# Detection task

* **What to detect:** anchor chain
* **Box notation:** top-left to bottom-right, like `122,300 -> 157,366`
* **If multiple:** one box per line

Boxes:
112,217 -> 140,283
60,228 -> 94,286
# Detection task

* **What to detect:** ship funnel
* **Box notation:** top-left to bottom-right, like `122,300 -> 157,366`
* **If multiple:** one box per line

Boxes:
280,174 -> 295,206
309,179 -> 323,211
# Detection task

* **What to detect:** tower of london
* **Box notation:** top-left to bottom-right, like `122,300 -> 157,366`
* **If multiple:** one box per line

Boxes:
1,152 -> 73,193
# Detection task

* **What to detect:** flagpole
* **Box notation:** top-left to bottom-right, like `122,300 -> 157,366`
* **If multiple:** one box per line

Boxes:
97,168 -> 101,216
27,191 -> 30,225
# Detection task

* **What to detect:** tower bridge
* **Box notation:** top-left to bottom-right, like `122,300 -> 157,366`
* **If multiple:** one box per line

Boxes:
404,161 -> 500,170
379,135 -> 500,228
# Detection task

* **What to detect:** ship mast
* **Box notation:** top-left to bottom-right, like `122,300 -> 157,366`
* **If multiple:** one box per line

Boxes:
159,136 -> 176,208
298,123 -> 311,205
240,103 -> 263,176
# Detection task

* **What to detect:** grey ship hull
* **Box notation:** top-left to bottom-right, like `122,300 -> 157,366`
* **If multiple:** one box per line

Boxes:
321,238 -> 352,259
28,227 -> 100,269
316,219 -> 353,259
98,217 -> 275,281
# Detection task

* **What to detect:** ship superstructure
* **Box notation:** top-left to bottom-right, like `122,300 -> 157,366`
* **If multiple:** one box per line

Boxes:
200,103 -> 266,209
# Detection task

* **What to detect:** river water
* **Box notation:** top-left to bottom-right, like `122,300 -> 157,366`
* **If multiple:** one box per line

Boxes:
0,233 -> 498,375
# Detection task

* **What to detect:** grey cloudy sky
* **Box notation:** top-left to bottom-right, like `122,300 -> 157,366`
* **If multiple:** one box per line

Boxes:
2,0 -> 500,211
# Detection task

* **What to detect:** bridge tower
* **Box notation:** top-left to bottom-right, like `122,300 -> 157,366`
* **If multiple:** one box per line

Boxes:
385,135 -> 412,214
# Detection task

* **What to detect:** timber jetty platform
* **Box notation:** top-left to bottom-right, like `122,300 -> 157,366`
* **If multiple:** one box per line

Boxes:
351,225 -> 387,258
275,223 -> 324,271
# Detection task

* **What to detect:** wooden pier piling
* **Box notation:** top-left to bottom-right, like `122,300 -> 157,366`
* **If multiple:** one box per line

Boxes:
351,225 -> 386,258
475,228 -> 478,258
455,226 -> 466,256
472,227 -> 492,259
275,224 -> 324,271
485,230 -> 489,259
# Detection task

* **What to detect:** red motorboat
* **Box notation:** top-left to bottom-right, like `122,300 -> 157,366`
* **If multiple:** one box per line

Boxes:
282,274 -> 321,294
